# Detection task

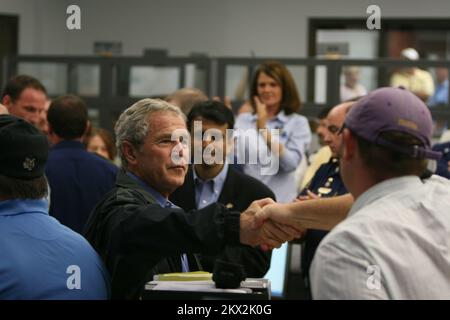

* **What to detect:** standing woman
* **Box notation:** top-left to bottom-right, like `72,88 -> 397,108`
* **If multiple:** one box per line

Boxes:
235,61 -> 311,203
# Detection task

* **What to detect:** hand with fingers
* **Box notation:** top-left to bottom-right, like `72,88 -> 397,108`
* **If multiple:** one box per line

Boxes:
254,96 -> 267,130
295,189 -> 320,202
240,198 -> 303,251
254,203 -> 307,241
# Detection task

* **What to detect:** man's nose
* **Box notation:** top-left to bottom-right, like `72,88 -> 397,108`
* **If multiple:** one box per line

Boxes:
323,133 -> 332,145
261,85 -> 270,92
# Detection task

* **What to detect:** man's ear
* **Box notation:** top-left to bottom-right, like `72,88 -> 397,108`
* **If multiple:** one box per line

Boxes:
84,120 -> 92,137
342,129 -> 357,161
81,120 -> 92,142
2,95 -> 12,108
122,141 -> 138,166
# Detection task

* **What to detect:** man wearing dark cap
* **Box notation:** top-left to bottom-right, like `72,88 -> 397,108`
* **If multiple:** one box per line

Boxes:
256,87 -> 450,299
309,87 -> 450,299
0,115 -> 110,299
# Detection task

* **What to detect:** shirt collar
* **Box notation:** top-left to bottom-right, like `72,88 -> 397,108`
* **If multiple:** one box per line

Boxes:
274,110 -> 289,123
126,171 -> 173,208
193,163 -> 229,194
52,140 -> 85,150
0,198 -> 49,217
348,176 -> 424,218
249,110 -> 288,124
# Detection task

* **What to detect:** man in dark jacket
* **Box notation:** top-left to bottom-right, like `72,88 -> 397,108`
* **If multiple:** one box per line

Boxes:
84,98 -> 300,299
170,100 -> 274,277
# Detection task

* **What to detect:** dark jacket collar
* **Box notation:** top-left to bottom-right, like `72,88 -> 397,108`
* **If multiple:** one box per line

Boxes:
116,169 -> 158,204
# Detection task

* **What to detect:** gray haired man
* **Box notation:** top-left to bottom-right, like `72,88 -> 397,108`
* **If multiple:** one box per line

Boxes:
84,98 -> 300,299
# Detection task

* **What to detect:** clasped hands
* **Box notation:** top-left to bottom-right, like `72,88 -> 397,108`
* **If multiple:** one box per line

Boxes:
240,198 -> 305,251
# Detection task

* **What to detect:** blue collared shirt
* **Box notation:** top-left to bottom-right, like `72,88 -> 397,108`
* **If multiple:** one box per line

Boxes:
0,198 -> 110,299
126,172 -> 175,208
234,110 -> 311,202
193,164 -> 229,209
429,79 -> 449,106
126,172 -> 189,272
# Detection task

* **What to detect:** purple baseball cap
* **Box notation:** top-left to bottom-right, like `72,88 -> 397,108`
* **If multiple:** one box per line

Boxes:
344,87 -> 442,160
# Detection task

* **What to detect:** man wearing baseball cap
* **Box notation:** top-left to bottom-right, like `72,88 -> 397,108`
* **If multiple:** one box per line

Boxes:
308,87 -> 450,299
390,48 -> 435,102
0,115 -> 110,299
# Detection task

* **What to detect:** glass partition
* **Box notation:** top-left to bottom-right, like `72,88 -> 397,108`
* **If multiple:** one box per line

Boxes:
18,62 -> 67,96
129,66 -> 180,97
71,64 -> 100,97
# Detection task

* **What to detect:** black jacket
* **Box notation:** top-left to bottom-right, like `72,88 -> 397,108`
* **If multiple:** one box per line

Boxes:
170,165 -> 275,278
84,169 -> 241,299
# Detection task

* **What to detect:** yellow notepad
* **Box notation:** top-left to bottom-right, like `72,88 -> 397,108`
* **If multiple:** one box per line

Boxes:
153,271 -> 212,281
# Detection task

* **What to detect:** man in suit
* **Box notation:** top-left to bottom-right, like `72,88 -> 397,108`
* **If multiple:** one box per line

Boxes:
297,101 -> 353,298
170,100 -> 274,277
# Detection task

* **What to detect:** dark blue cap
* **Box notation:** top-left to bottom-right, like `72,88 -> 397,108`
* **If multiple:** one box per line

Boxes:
0,115 -> 48,179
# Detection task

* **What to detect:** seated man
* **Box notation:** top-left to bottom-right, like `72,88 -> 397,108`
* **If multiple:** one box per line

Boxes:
298,101 -> 353,298
390,48 -> 434,102
0,115 -> 110,299
170,100 -> 274,277
429,67 -> 449,107
340,66 -> 367,102
84,98 -> 299,299
258,88 -> 450,299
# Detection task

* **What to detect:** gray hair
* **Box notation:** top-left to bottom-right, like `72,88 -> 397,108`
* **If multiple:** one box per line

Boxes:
115,98 -> 186,168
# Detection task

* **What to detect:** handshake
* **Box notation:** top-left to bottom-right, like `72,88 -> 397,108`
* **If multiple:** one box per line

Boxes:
239,198 -> 305,251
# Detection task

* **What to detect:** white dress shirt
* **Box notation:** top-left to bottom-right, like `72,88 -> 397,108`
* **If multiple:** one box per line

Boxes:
311,175 -> 450,299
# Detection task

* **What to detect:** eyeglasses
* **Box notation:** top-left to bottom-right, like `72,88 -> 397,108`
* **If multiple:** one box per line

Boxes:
327,125 -> 341,135
337,123 -> 347,135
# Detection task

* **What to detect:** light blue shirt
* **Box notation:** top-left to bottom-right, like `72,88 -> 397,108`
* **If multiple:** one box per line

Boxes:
429,79 -> 449,106
126,172 -> 189,272
0,198 -> 110,299
193,164 -> 229,209
234,111 -> 311,202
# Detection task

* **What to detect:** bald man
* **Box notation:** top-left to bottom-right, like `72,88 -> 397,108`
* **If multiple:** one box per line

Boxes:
297,101 -> 353,298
